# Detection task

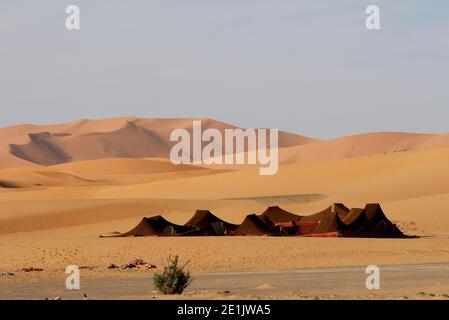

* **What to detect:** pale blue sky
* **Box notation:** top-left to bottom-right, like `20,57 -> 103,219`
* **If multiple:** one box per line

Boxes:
0,1 -> 448,138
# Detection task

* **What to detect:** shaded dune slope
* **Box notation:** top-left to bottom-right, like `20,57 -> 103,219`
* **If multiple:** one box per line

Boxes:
4,118 -> 317,167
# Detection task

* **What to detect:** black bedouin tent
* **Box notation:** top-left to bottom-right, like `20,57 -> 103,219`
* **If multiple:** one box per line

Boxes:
337,203 -> 405,238
112,215 -> 194,237
297,203 -> 405,238
231,214 -> 283,236
297,203 -> 350,236
184,210 -> 238,236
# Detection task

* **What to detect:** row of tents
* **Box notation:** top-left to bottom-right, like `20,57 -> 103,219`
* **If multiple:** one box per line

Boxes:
103,203 -> 406,238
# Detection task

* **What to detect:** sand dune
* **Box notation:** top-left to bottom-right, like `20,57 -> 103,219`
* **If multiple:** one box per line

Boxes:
1,147 -> 449,235
9,122 -> 171,165
51,157 -> 207,175
0,158 -> 223,188
0,168 -> 95,188
279,132 -> 449,164
2,117 -> 448,169
1,117 -> 317,168
6,147 -> 444,203
219,131 -> 449,168
183,131 -> 449,171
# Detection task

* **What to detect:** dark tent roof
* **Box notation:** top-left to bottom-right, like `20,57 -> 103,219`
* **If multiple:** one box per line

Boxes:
260,206 -> 301,225
299,203 -> 404,238
185,210 -> 238,235
339,203 -> 405,238
113,217 -> 161,237
115,215 -> 194,237
299,203 -> 349,234
231,214 -> 282,236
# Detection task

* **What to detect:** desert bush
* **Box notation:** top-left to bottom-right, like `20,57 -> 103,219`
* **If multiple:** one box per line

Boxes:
153,255 -> 192,294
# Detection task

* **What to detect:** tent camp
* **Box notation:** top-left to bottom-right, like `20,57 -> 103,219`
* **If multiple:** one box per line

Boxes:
111,215 -> 194,237
102,203 -> 405,238
184,210 -> 239,236
231,214 -> 283,236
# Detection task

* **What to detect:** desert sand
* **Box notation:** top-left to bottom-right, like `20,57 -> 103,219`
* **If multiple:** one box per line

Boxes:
1,117 -> 449,299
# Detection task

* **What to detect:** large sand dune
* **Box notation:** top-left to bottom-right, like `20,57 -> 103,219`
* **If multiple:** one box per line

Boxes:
1,117 -> 317,167
2,117 -> 448,169
216,131 -> 449,168
279,132 -> 449,164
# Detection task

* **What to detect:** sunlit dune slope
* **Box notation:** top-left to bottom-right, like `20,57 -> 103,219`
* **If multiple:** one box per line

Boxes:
1,148 -> 449,235
0,158 -> 223,188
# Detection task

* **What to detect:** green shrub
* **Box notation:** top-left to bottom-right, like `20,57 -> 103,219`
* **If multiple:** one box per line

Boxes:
153,255 -> 192,294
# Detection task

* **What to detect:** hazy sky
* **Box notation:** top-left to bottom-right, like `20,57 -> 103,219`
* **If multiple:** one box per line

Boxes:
0,0 -> 448,138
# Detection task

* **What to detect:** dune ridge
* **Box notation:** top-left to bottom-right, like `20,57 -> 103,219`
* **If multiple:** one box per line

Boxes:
1,117 -> 317,168
278,131 -> 449,164
2,117 -> 449,169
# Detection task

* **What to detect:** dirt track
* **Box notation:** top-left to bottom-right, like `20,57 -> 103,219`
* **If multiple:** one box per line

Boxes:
2,263 -> 449,300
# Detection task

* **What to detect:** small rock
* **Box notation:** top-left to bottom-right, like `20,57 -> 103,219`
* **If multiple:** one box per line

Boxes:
19,267 -> 44,272
79,266 -> 96,270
